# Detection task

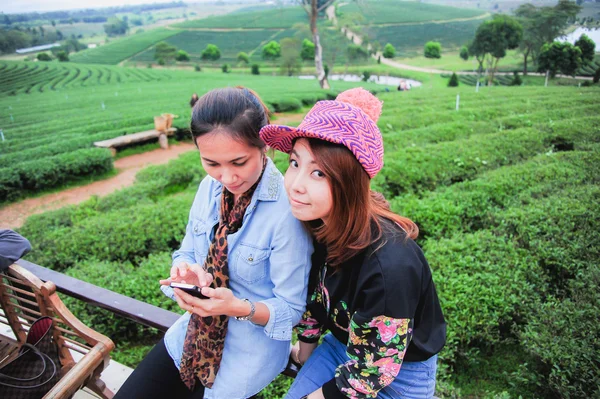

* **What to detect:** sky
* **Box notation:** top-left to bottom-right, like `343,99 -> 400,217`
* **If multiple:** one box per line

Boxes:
1,0 -> 190,14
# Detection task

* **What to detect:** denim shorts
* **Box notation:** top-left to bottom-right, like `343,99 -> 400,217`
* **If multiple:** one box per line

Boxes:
285,334 -> 438,399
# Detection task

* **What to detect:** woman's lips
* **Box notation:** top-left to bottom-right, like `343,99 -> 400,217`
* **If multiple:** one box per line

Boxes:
290,198 -> 309,206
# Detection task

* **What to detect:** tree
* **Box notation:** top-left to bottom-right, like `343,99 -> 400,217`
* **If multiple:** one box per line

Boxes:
593,67 -> 600,84
299,0 -> 336,89
262,40 -> 281,62
448,72 -> 459,87
37,52 -> 51,61
574,34 -> 596,66
251,64 -> 260,75
280,37 -> 302,76
201,44 -> 221,61
56,50 -> 69,62
300,39 -> 315,61
175,50 -> 190,62
460,45 -> 469,61
424,41 -> 442,59
237,52 -> 250,65
470,15 -> 523,85
154,41 -> 177,64
222,64 -> 230,73
383,43 -> 396,59
103,17 -> 128,37
538,41 -> 582,77
514,1 -> 581,75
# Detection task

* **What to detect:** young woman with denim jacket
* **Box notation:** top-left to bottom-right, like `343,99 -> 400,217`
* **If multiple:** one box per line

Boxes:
260,88 -> 446,399
115,87 -> 313,399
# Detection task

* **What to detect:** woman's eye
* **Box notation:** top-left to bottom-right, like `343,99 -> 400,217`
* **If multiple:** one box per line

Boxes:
206,163 -> 218,167
312,170 -> 325,178
289,159 -> 298,168
233,161 -> 247,167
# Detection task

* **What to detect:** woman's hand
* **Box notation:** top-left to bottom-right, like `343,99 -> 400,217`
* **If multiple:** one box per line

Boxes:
291,341 -> 318,365
159,262 -> 213,287
173,286 -> 249,318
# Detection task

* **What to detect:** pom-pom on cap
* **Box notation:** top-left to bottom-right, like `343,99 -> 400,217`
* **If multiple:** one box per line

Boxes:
260,87 -> 384,178
335,87 -> 383,123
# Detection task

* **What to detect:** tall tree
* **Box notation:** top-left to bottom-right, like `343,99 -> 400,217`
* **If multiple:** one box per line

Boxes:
515,0 -> 581,75
299,0 -> 335,89
574,34 -> 596,66
538,41 -> 582,77
470,15 -> 523,85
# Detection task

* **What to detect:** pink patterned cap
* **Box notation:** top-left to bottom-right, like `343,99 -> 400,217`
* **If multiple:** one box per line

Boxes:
259,87 -> 384,178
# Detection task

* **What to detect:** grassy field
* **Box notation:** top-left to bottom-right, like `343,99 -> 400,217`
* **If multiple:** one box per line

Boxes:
0,60 -> 381,203
14,84 -> 600,399
365,19 -> 484,56
338,0 -> 486,25
69,28 -> 180,65
174,6 -> 308,29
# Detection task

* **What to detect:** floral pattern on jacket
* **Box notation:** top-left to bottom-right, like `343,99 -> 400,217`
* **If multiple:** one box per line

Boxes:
336,316 -> 412,399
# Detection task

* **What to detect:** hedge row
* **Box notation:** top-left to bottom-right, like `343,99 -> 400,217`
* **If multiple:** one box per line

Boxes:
426,184 -> 599,371
19,150 -> 204,237
392,149 -> 600,241
378,116 -> 600,197
0,148 -> 113,202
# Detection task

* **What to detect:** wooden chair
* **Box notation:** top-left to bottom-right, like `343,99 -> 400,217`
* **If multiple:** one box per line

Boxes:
0,263 -> 115,398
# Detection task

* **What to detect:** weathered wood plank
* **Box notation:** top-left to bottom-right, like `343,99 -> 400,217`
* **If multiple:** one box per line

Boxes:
93,128 -> 176,149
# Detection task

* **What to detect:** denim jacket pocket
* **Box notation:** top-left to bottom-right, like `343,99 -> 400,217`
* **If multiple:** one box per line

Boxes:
192,219 -> 208,263
233,243 -> 270,284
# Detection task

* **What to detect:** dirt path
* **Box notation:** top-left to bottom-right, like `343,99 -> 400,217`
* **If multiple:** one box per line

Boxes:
0,142 -> 196,229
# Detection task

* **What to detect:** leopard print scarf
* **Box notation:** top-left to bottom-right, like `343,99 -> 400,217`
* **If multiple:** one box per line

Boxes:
179,157 -> 267,391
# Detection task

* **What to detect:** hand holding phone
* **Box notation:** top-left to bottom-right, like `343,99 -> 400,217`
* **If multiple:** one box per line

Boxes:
170,282 -> 210,300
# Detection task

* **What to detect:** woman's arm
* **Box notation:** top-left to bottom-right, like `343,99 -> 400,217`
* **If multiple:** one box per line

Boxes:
259,210 -> 313,340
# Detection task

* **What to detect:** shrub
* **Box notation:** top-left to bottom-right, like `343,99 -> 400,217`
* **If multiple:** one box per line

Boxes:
175,50 -> 190,62
56,50 -> 69,62
459,45 -> 469,61
251,64 -> 260,75
0,148 -> 113,202
382,43 -> 396,58
511,71 -> 522,86
37,52 -> 52,61
516,263 -> 600,399
237,51 -> 250,65
362,70 -> 371,82
424,41 -> 442,58
593,66 -> 600,84
194,64 -> 201,72
271,97 -> 302,112
221,63 -> 230,73
300,39 -> 315,61
448,72 -> 459,87
425,230 -> 542,366
201,44 -> 221,61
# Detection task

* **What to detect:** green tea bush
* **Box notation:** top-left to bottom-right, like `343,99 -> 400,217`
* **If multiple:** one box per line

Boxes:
515,264 -> 600,399
392,150 -> 600,240
271,97 -> 302,112
0,148 -> 113,202
27,192 -> 193,271
424,230 -> 542,366
497,185 -> 600,294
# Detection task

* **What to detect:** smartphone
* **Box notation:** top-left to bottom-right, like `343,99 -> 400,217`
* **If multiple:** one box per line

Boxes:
170,282 -> 209,299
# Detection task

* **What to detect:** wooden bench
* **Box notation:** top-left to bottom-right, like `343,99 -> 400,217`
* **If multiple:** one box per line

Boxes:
1,264 -> 115,398
93,127 -> 177,156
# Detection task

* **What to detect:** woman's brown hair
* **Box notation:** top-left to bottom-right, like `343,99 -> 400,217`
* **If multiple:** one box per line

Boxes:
303,138 -> 418,266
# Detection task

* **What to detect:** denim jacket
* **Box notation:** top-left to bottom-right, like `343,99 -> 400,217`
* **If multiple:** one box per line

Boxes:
162,158 -> 313,399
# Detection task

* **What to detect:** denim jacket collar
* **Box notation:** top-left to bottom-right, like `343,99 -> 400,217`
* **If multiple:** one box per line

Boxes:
211,157 -> 281,202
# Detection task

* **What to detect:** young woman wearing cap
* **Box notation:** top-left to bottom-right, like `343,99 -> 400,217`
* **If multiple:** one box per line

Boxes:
260,88 -> 446,399
115,87 -> 313,399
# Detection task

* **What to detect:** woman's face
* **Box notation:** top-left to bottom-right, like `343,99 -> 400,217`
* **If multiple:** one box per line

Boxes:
284,139 -> 333,223
196,130 -> 264,196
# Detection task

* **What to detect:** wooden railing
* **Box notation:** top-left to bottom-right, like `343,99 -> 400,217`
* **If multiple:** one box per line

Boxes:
14,259 -> 299,378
